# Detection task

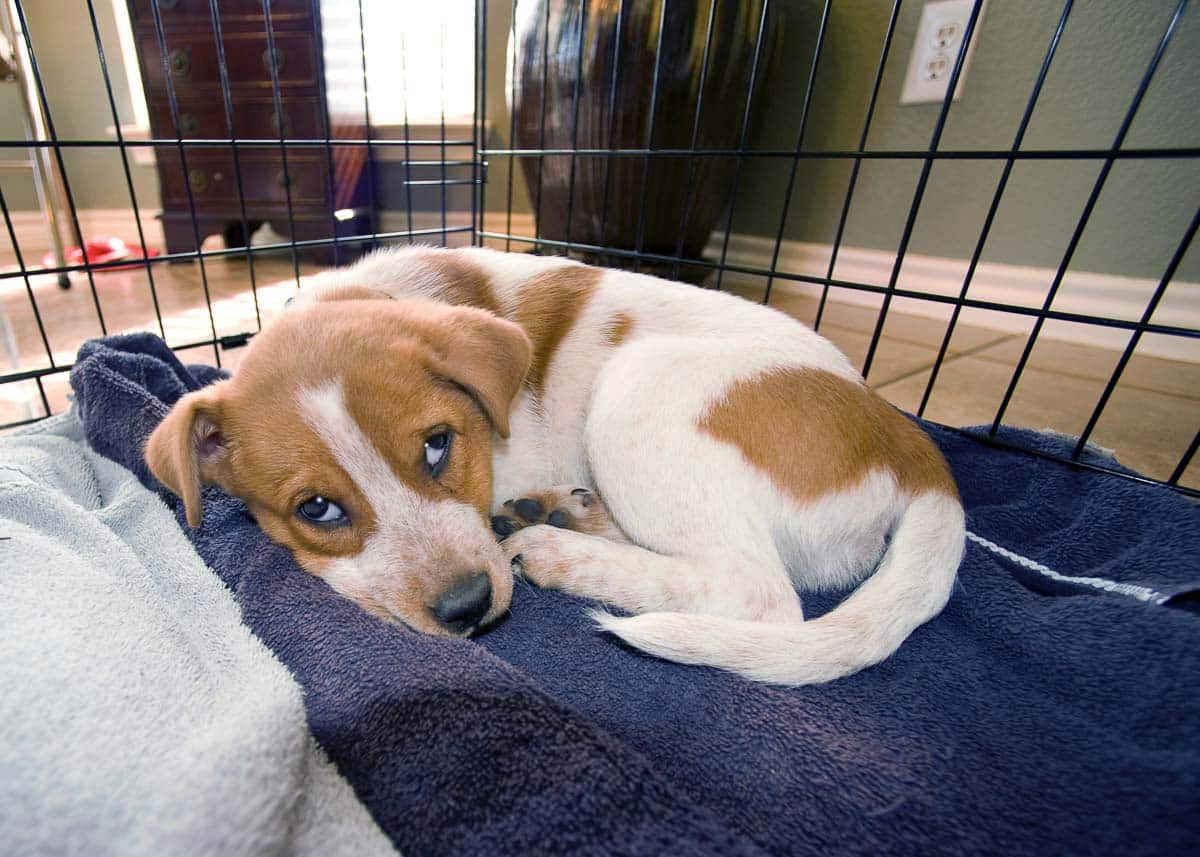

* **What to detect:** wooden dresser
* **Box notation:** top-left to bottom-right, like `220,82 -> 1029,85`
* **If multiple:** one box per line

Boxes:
127,0 -> 372,264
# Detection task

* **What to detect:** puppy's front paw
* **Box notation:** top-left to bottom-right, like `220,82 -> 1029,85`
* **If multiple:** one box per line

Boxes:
500,524 -> 576,589
491,486 -> 625,542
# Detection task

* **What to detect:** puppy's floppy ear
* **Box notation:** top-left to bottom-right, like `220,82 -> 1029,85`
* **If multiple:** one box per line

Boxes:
286,280 -> 393,310
144,381 -> 231,528
307,283 -> 393,303
424,306 -> 532,439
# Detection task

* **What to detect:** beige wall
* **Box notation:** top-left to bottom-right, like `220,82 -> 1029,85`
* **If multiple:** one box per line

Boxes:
0,0 -> 159,214
732,0 -> 1199,281
481,0 -> 534,221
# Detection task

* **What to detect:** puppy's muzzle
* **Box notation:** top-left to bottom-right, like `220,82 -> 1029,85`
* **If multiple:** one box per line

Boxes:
432,571 -> 493,634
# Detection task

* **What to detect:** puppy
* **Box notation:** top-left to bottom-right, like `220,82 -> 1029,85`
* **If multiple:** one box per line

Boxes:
146,246 -> 964,685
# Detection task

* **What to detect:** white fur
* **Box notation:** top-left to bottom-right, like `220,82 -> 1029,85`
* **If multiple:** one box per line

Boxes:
590,492 -> 963,685
296,246 -> 967,684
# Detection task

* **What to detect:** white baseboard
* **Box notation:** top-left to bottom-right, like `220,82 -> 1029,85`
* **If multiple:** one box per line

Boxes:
9,209 -> 1193,362
705,232 -> 1200,363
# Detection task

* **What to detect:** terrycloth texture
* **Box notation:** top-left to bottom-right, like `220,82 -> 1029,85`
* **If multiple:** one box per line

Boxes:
0,412 -> 397,857
72,333 -> 1200,857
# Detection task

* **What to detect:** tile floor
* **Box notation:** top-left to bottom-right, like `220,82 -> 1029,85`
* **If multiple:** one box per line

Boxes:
1,209 -> 1196,489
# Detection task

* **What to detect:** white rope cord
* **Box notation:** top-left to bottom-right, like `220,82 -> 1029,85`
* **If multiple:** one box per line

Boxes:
965,530 -> 1169,605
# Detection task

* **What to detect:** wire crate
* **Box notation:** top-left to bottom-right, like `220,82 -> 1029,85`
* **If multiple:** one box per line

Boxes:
0,0 -> 1195,496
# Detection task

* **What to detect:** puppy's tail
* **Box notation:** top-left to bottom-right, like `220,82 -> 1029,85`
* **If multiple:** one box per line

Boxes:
593,491 -> 964,686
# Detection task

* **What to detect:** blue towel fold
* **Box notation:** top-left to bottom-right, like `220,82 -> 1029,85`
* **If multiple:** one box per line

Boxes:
71,332 -> 1200,857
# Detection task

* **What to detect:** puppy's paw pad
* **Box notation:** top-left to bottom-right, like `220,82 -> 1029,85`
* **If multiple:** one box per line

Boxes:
513,498 -> 545,522
491,514 -> 520,538
497,487 -> 593,535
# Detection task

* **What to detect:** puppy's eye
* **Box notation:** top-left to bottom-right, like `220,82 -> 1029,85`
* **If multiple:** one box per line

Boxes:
424,432 -> 451,477
297,495 -> 347,525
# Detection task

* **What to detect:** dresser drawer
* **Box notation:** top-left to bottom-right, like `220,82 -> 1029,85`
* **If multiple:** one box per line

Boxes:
157,150 -> 330,206
148,97 -> 326,140
129,0 -> 312,27
138,31 -> 317,95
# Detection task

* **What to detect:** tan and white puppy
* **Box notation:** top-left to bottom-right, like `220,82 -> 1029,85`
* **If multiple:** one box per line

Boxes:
146,246 -> 965,685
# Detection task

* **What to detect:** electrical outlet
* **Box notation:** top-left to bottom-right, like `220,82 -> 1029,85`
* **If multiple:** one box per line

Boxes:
899,0 -> 986,106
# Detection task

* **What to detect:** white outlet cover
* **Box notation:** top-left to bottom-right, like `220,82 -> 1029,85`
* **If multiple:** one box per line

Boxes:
900,0 -> 987,106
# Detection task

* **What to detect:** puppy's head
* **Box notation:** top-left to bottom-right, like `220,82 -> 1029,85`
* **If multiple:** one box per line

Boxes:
145,294 -> 531,636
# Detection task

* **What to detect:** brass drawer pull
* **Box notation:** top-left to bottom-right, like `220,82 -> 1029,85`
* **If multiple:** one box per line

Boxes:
276,170 -> 295,190
188,169 -> 210,193
262,48 -> 286,76
168,49 -> 190,78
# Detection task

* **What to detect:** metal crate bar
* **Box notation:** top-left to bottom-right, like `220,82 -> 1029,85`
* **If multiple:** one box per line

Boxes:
988,0 -> 1189,436
630,0 -> 669,273
814,0 -> 903,333
208,0 -> 264,331
668,0 -> 719,281
714,0 -> 780,291
84,0 -> 166,340
10,0 -> 107,334
148,0 -> 221,364
859,0 -> 986,381
762,0 -> 833,304
917,0 -> 1074,418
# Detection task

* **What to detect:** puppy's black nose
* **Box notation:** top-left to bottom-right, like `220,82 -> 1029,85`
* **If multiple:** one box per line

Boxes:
433,572 -> 493,633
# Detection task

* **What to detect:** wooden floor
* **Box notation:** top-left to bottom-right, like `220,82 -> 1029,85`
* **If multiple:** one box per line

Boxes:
1,208 -> 1196,489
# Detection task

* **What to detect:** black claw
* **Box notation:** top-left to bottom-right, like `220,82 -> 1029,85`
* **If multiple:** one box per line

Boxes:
547,509 -> 569,528
514,498 -> 544,522
509,554 -> 525,574
570,487 -> 594,507
491,515 -> 517,538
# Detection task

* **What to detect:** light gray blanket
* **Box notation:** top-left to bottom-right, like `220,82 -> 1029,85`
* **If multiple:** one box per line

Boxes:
0,412 -> 397,857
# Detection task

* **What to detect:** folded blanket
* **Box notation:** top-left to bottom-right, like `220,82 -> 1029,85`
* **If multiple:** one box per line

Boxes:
0,411 -> 396,857
71,333 -> 1200,857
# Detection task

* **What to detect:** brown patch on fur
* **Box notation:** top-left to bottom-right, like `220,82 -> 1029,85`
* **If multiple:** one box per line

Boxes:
604,311 -> 635,348
430,250 -> 503,316
340,352 -> 497,520
698,368 -> 958,502
512,265 -> 601,395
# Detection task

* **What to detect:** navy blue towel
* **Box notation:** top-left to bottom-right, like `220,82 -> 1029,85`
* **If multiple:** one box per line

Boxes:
71,333 -> 1200,857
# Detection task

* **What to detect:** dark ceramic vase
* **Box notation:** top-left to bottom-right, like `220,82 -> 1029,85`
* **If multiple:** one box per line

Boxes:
510,0 -> 777,282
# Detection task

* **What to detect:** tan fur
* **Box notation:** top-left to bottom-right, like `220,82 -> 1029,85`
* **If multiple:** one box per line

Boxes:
307,283 -> 394,304
512,266 -> 601,395
144,382 -> 230,528
699,368 -> 958,502
604,312 -> 635,348
427,250 -> 504,316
